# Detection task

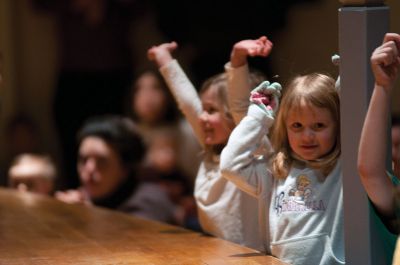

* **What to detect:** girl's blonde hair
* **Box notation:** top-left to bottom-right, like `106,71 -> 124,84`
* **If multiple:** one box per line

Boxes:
200,73 -> 233,123
270,73 -> 340,179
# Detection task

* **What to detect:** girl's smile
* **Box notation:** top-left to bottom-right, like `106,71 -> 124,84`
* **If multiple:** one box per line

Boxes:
286,102 -> 336,161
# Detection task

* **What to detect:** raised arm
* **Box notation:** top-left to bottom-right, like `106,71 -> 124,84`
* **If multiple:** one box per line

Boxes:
358,33 -> 400,219
220,81 -> 281,196
148,42 -> 205,147
225,36 -> 273,124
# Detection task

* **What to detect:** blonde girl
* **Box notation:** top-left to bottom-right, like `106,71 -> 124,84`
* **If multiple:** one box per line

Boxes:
221,73 -> 343,265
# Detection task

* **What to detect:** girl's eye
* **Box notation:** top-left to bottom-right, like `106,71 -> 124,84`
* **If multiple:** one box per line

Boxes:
205,106 -> 217,114
313,123 -> 326,130
291,122 -> 302,129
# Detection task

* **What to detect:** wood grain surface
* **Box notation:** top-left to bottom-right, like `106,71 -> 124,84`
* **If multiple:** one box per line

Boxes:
0,188 -> 288,265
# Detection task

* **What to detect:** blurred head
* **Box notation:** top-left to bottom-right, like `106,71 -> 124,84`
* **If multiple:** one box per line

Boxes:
271,73 -> 340,179
146,127 -> 179,174
8,153 -> 56,195
131,70 -> 178,125
5,113 -> 40,157
199,73 -> 235,152
76,116 -> 145,199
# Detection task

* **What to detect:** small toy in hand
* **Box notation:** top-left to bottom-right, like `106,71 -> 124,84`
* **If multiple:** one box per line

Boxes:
250,80 -> 282,117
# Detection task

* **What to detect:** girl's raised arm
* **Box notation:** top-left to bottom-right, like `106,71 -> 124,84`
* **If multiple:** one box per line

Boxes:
358,33 -> 400,220
225,36 -> 273,124
220,81 -> 281,196
148,42 -> 204,146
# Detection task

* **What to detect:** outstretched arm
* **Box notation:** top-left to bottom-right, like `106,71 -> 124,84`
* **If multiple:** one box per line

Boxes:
148,42 -> 205,147
221,81 -> 281,196
225,36 -> 273,124
358,33 -> 400,219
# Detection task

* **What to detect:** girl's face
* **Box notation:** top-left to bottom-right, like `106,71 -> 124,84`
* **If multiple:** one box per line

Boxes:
132,73 -> 167,124
199,86 -> 233,146
77,136 -> 128,199
286,102 -> 336,161
147,134 -> 177,174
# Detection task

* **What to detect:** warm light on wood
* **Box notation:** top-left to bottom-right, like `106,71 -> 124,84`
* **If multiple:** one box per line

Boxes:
0,188 -> 287,264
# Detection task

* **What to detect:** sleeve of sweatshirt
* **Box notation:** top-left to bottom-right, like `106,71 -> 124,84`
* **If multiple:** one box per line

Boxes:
220,104 -> 273,197
224,62 -> 251,125
225,62 -> 273,157
159,59 -> 205,147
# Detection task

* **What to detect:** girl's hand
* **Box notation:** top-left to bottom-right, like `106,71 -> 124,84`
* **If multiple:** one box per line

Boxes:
249,80 -> 282,118
371,33 -> 400,89
147,41 -> 178,68
230,36 -> 273,67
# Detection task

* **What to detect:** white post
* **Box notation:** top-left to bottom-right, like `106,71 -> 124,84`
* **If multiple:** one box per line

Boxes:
338,1 -> 390,264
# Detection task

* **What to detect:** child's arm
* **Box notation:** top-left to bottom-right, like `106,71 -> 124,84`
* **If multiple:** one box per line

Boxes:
148,42 -> 205,147
358,33 -> 400,219
225,36 -> 273,124
220,81 -> 281,196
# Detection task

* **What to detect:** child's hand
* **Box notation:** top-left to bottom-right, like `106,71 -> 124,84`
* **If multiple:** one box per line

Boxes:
55,188 -> 91,206
371,33 -> 400,89
230,36 -> 273,67
147,41 -> 178,68
250,80 -> 282,118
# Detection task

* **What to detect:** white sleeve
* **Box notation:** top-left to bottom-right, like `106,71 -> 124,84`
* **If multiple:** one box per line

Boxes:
159,60 -> 205,147
224,62 -> 251,125
225,62 -> 273,157
220,104 -> 273,197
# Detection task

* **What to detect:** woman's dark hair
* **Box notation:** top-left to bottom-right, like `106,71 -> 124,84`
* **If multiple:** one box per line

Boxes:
77,115 -> 145,170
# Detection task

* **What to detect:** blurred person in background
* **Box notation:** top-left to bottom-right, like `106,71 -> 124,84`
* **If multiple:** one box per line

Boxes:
55,115 -> 178,223
1,113 -> 42,186
129,69 -> 201,187
8,153 -> 57,196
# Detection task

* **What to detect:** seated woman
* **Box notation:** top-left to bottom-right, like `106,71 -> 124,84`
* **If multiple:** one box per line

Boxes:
55,115 -> 178,223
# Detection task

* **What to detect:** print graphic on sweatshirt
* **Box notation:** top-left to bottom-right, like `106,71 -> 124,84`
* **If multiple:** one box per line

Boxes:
274,174 -> 326,215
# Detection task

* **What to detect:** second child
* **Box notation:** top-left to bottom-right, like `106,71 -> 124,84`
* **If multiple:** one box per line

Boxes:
147,37 -> 272,252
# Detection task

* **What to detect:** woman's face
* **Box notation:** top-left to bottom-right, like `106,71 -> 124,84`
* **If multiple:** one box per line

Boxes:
77,136 -> 128,199
132,72 -> 167,124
